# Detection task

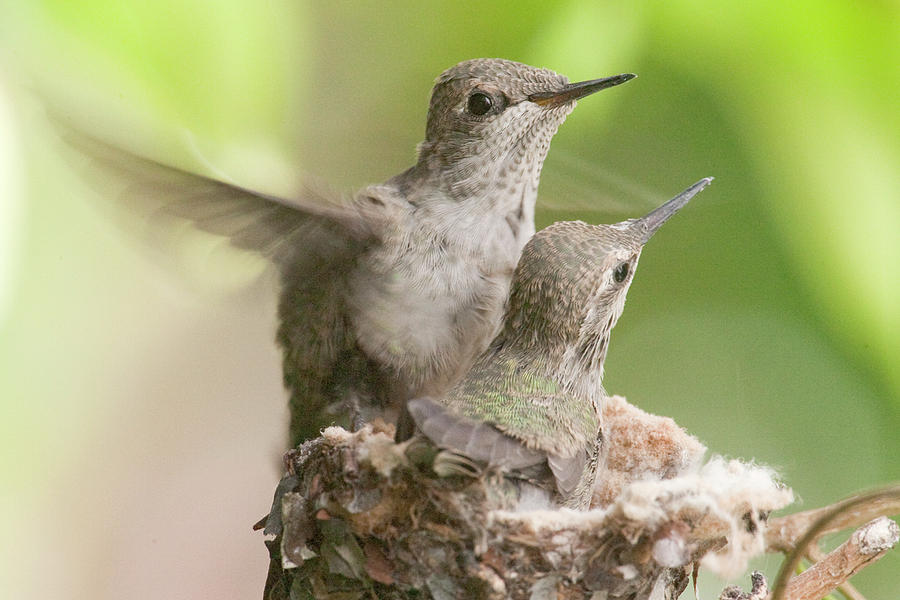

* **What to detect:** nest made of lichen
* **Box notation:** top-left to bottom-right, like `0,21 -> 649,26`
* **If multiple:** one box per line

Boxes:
262,396 -> 793,600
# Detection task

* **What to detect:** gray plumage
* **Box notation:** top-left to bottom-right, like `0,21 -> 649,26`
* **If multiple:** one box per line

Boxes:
409,178 -> 713,509
57,58 -> 635,444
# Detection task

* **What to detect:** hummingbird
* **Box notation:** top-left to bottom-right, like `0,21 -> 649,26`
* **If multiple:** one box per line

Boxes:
408,178 -> 713,510
57,59 -> 635,445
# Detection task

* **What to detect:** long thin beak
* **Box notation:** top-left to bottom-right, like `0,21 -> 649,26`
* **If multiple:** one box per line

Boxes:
528,73 -> 636,108
634,177 -> 714,243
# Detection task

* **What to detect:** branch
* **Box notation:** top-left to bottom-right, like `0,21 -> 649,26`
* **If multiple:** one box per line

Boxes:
766,489 -> 900,553
768,485 -> 900,600
778,517 -> 898,600
803,544 -> 866,600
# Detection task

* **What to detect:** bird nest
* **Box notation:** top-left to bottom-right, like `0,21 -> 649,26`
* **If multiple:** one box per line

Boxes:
261,396 -> 793,599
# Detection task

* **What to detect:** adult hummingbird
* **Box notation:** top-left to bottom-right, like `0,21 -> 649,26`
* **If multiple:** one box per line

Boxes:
61,58 -> 635,444
408,178 -> 713,509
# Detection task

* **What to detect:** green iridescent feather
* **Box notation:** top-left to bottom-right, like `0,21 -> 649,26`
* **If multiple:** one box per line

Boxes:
445,355 -> 599,458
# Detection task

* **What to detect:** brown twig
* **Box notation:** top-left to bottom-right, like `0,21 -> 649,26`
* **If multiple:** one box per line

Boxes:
777,517 -> 898,600
768,485 -> 900,600
803,544 -> 866,600
766,491 -> 900,553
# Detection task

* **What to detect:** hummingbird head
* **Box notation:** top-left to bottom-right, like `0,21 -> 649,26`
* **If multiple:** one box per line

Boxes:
501,178 -> 712,384
415,58 -> 635,201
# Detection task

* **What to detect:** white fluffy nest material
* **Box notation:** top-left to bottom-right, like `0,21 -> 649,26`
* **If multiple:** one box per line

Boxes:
479,394 -> 794,590
588,394 -> 794,578
493,456 -> 793,580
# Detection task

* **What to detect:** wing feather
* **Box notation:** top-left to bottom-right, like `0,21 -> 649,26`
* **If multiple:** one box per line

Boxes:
408,397 -> 546,470
52,115 -> 381,266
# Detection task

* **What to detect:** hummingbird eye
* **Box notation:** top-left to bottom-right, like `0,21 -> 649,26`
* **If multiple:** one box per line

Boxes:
613,262 -> 630,283
466,92 -> 494,116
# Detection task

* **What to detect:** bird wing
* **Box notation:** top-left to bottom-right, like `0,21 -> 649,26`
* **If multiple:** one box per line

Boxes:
408,373 -> 600,507
444,357 -> 600,459
53,117 -> 389,265
407,397 -> 546,470
53,118 -> 410,444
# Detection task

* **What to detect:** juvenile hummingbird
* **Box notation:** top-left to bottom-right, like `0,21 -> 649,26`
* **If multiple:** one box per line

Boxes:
408,178 -> 713,510
61,59 -> 635,444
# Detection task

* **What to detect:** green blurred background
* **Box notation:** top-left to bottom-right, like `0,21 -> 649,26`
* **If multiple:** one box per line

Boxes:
1,2 -> 897,598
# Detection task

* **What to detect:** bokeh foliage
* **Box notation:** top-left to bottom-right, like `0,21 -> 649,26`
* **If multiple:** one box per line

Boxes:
1,1 -> 897,598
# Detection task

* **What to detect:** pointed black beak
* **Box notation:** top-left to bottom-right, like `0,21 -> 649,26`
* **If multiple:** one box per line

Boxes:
528,73 -> 636,108
634,177 -> 713,244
